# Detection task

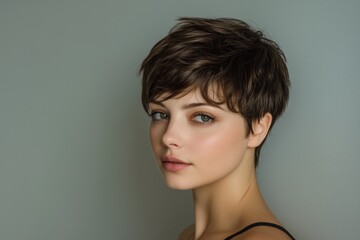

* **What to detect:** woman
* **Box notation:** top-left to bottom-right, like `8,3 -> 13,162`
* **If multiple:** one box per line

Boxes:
139,17 -> 295,240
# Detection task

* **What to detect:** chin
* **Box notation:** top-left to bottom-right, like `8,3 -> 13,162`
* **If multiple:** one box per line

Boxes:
163,179 -> 194,190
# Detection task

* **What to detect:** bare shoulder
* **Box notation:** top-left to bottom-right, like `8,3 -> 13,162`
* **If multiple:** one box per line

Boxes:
177,224 -> 195,240
230,225 -> 294,240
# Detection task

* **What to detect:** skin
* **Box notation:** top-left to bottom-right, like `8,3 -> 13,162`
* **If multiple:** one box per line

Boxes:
148,89 -> 291,240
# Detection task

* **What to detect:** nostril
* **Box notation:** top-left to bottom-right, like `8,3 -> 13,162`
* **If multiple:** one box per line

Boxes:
162,136 -> 181,149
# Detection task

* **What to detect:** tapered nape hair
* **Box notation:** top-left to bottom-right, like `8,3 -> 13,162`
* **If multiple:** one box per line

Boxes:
140,17 -> 290,167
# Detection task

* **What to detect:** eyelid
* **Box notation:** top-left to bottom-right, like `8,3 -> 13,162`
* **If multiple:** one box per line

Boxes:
150,110 -> 169,121
191,112 -> 215,124
149,108 -> 166,115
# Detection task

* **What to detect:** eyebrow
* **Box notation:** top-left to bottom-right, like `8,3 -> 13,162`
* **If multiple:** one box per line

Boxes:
149,101 -> 225,111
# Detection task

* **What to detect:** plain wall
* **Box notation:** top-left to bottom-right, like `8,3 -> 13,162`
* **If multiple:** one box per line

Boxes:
1,0 -> 359,239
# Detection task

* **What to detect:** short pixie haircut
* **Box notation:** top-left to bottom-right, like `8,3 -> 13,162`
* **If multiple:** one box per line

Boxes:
140,17 -> 290,166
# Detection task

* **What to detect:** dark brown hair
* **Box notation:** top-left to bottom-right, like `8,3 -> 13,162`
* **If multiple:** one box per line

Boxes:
139,17 -> 290,166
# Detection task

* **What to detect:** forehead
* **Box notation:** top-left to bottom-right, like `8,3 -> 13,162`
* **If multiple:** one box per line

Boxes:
149,88 -> 231,112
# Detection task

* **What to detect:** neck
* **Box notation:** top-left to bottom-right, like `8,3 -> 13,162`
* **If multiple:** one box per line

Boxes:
191,155 -> 267,239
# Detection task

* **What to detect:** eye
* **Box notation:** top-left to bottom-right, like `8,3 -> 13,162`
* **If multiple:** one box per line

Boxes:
151,112 -> 169,121
192,113 -> 214,124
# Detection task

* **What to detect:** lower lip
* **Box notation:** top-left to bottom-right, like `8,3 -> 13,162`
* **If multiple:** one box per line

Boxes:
162,161 -> 192,172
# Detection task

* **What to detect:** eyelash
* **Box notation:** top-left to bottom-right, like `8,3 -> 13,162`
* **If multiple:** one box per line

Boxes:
150,111 -> 169,121
191,112 -> 215,124
150,111 -> 215,125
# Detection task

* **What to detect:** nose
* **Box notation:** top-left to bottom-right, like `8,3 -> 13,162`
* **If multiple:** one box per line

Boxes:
161,118 -> 183,149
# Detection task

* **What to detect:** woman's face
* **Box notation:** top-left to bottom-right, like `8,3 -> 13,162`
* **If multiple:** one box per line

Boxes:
148,89 -> 253,190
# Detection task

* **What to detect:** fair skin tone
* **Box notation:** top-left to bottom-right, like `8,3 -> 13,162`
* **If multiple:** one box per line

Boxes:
149,89 -> 291,240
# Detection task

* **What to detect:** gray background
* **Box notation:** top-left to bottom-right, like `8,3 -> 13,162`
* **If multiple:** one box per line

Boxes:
1,0 -> 359,239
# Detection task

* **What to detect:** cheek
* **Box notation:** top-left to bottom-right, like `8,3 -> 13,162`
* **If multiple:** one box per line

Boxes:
149,124 -> 164,153
190,124 -> 248,166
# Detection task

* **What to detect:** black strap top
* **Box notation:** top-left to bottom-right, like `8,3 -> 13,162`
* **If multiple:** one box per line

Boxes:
224,222 -> 295,240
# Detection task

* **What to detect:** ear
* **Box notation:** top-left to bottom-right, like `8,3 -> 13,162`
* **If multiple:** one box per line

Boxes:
248,113 -> 273,148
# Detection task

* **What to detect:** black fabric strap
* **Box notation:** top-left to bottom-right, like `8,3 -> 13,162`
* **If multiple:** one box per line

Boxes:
224,222 -> 295,240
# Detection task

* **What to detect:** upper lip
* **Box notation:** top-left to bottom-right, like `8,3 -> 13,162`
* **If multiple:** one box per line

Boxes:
162,156 -> 192,165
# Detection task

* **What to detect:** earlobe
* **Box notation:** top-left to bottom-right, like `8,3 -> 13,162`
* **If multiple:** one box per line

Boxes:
248,113 -> 272,148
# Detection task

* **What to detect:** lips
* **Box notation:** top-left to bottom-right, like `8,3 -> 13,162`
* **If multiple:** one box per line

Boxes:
162,156 -> 191,164
161,156 -> 192,172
